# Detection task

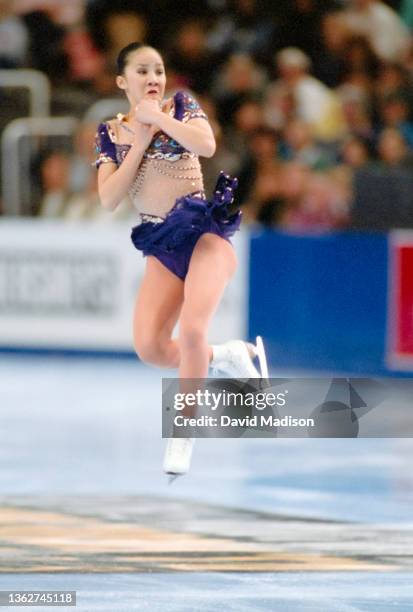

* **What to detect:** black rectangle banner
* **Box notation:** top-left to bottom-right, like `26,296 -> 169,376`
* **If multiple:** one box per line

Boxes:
162,377 -> 413,438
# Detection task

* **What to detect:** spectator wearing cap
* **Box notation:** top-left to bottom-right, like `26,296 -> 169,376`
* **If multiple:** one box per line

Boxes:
270,47 -> 346,141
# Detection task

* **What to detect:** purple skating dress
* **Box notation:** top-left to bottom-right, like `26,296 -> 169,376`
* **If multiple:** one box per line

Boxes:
94,90 -> 241,280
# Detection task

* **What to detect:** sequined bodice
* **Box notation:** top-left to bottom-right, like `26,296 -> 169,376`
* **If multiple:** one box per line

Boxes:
95,90 -> 207,218
113,145 -> 204,218
113,141 -> 197,166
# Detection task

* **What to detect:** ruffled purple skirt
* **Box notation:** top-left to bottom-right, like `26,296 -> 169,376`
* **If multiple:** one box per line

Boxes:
131,172 -> 242,280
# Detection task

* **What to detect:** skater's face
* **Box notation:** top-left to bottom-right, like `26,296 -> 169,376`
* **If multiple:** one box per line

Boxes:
116,47 -> 166,104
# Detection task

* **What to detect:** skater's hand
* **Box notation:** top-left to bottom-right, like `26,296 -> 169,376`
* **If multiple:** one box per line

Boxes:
130,120 -> 158,150
132,96 -> 173,150
135,97 -> 162,125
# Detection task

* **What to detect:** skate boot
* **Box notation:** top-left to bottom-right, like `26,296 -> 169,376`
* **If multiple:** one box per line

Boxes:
210,336 -> 268,378
163,437 -> 194,482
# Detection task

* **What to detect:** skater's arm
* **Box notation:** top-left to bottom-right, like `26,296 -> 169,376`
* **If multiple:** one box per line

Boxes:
97,123 -> 157,211
97,143 -> 144,211
135,98 -> 216,158
156,114 -> 216,158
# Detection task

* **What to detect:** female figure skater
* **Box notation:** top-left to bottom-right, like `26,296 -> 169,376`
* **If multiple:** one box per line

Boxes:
95,42 -> 267,478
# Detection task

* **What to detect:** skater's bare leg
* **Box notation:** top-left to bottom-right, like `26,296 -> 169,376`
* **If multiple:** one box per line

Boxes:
164,234 -> 236,478
179,233 -> 237,378
133,256 -> 184,367
133,247 -> 255,377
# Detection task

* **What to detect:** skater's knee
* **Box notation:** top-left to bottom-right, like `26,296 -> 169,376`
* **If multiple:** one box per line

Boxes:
134,334 -> 165,365
134,341 -> 157,365
179,319 -> 206,352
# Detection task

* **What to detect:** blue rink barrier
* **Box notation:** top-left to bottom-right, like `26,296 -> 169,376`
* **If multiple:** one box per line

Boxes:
248,228 -> 398,376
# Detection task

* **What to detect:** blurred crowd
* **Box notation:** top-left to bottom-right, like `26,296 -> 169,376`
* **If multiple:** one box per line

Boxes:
2,0 -> 413,231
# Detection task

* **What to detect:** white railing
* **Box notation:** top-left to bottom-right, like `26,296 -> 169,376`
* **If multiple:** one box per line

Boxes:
0,95 -> 129,216
0,69 -> 51,117
1,117 -> 79,216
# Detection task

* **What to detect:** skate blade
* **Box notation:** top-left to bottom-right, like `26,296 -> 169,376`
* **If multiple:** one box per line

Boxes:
256,335 -> 269,379
167,473 -> 182,484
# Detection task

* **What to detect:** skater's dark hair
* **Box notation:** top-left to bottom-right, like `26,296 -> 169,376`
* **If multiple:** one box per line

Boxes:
116,42 -> 162,75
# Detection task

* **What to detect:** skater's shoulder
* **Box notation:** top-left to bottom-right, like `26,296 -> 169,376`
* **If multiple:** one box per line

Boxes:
95,120 -> 117,142
171,90 -> 208,122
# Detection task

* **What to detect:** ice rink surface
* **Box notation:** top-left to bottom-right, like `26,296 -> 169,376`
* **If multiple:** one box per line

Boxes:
1,354 -> 413,611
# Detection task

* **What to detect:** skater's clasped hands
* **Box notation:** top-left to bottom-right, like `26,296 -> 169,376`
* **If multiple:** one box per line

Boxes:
133,96 -> 173,148
134,97 -> 163,125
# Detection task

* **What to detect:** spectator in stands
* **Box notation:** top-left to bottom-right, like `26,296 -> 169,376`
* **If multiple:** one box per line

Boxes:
166,18 -> 218,94
378,93 -> 413,149
195,96 -> 240,197
315,9 -> 349,88
12,0 -> 86,79
400,0 -> 413,28
12,0 -> 83,25
280,171 -> 349,233
224,97 -> 266,156
86,4 -> 150,94
335,135 -> 370,207
100,10 -> 149,70
62,122 -> 99,219
211,53 -> 268,124
374,62 -> 413,104
2,0 -> 413,231
263,82 -> 296,131
60,2 -> 104,86
61,121 -> 135,221
377,127 -> 411,167
0,0 -> 28,68
271,47 -> 346,141
341,35 -> 381,84
236,126 -> 283,224
206,0 -> 276,65
22,10 -> 68,82
277,0 -> 327,70
36,150 -> 70,217
337,84 -> 374,142
277,161 -> 310,224
340,135 -> 370,169
342,0 -> 410,63
281,118 -> 334,170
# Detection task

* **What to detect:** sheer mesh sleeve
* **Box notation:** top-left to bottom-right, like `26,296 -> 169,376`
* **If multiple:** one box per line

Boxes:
93,122 -> 117,169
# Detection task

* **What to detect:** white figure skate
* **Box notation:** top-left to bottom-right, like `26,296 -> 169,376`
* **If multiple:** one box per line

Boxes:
211,336 -> 268,379
163,437 -> 194,483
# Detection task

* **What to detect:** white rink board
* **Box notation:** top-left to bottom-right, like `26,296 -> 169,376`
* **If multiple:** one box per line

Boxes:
0,219 -> 248,351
